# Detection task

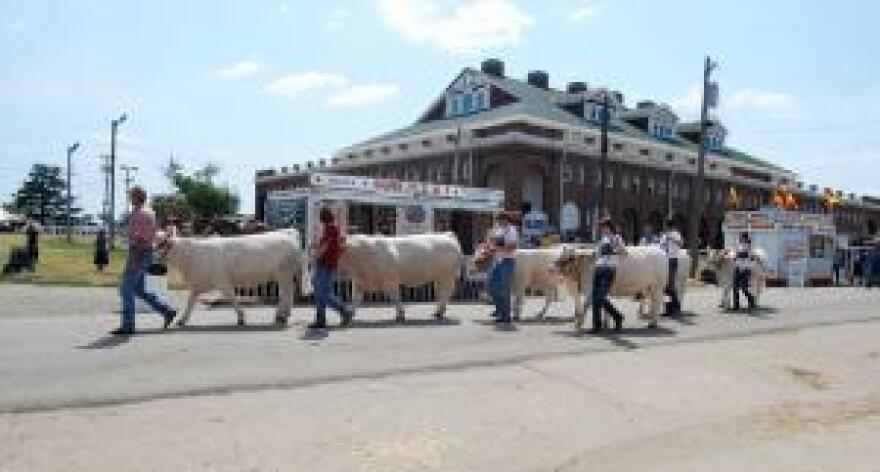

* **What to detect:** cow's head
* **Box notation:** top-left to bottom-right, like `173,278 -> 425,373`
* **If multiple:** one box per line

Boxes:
552,246 -> 596,283
152,228 -> 180,272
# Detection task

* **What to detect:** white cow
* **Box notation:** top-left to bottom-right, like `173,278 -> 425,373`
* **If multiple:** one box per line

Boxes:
156,229 -> 302,327
340,233 -> 463,322
708,248 -> 768,310
474,245 -> 573,320
637,249 -> 690,318
553,245 -> 669,330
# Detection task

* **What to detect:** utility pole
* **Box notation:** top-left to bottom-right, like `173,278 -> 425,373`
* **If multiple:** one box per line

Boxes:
596,91 -> 611,238
120,165 -> 139,223
109,113 -> 128,249
65,142 -> 80,243
688,56 -> 718,277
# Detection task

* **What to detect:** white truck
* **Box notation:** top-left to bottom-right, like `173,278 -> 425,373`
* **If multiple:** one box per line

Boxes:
722,209 -> 836,286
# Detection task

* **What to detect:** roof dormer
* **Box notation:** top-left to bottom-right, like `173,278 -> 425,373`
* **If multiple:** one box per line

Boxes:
621,101 -> 679,140
676,119 -> 727,150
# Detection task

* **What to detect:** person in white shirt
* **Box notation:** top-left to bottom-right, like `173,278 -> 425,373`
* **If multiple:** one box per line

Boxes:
733,232 -> 756,311
661,219 -> 684,316
487,212 -> 518,324
590,217 -> 625,333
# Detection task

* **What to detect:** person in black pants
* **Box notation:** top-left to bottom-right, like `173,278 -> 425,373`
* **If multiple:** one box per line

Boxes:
733,232 -> 756,311
661,219 -> 683,316
590,218 -> 625,333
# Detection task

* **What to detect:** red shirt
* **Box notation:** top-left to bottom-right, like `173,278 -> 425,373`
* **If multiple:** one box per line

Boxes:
318,223 -> 343,268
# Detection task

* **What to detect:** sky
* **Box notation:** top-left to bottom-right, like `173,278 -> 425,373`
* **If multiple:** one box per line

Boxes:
2,0 -> 879,219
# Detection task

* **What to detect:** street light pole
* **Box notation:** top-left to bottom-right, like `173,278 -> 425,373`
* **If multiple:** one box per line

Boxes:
109,113 -> 128,249
65,142 -> 80,243
688,56 -> 717,277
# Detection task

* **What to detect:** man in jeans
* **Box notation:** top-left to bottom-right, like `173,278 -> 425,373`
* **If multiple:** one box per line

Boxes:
113,186 -> 176,335
487,212 -> 518,324
309,207 -> 352,330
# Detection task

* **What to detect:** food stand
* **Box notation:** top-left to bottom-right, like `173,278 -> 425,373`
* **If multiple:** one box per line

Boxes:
722,209 -> 836,286
263,173 -> 505,294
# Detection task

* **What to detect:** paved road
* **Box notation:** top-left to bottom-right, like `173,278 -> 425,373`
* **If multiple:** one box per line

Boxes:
1,284 -> 879,414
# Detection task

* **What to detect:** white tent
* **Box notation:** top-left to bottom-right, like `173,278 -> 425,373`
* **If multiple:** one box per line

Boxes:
0,208 -> 25,224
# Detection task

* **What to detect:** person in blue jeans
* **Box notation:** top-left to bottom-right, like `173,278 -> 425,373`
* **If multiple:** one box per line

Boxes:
487,212 -> 518,324
113,186 -> 176,335
309,207 -> 352,330
590,218 -> 625,333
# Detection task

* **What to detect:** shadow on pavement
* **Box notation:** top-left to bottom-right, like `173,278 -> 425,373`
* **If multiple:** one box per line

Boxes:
77,334 -> 133,350
349,317 -> 461,329
511,315 -> 575,326
173,323 -> 289,333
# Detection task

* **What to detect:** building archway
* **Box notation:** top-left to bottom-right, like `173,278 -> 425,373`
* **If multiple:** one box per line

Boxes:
868,219 -> 877,237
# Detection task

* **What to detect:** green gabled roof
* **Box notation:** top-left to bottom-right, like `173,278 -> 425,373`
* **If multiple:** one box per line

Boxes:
719,148 -> 785,171
347,68 -> 788,173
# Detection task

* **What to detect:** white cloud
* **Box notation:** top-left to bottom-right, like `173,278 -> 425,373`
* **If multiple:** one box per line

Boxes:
217,59 -> 263,79
567,3 -> 603,23
377,0 -> 534,53
280,2 -> 290,14
265,71 -> 349,97
328,83 -> 400,107
266,71 -> 398,107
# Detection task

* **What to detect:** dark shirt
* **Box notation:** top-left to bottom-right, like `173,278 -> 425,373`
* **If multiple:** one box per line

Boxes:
317,223 -> 343,268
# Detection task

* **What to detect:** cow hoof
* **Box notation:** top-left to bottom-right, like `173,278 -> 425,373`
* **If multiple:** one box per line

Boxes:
237,319 -> 245,327
395,314 -> 405,323
176,320 -> 188,328
647,321 -> 658,329
433,312 -> 445,320
274,316 -> 288,326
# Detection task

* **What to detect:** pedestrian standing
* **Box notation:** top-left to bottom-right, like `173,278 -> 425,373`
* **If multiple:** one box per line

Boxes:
661,218 -> 684,316
25,223 -> 39,265
309,207 -> 352,330
487,212 -> 518,324
590,218 -> 625,333
94,228 -> 109,272
112,186 -> 177,336
832,249 -> 844,286
733,232 -> 756,311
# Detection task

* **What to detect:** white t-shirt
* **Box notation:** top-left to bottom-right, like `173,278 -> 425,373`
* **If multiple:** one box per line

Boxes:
662,230 -> 683,256
735,243 -> 753,269
596,234 -> 625,267
490,224 -> 518,259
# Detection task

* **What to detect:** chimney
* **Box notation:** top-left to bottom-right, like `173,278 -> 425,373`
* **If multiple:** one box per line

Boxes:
567,81 -> 588,94
292,164 -> 300,172
637,100 -> 656,109
481,58 -> 505,78
318,158 -> 327,168
527,70 -> 549,90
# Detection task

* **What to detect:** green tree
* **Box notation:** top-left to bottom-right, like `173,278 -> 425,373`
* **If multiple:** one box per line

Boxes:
151,193 -> 192,227
159,163 -> 239,226
172,173 -> 239,219
11,163 -> 79,225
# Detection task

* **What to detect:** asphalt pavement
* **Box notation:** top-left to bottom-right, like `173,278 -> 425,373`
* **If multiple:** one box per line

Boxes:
1,284 -> 879,414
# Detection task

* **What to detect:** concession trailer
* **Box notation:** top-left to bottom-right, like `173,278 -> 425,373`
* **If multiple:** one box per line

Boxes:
263,173 -> 504,296
722,208 -> 836,286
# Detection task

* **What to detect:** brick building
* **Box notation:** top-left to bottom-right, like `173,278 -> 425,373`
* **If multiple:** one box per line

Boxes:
255,59 -> 880,247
